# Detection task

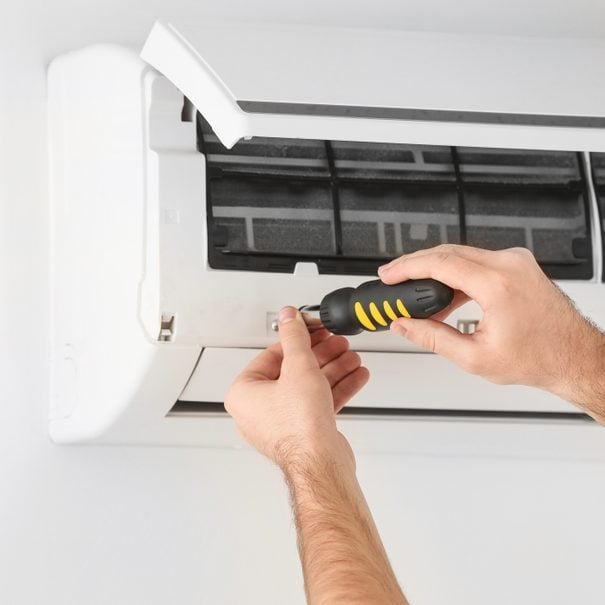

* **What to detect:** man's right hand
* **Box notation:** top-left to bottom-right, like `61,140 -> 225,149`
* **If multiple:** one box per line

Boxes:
378,245 -> 605,422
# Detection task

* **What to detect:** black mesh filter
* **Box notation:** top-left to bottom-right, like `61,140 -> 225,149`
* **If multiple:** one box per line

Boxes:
457,149 -> 590,274
330,141 -> 456,183
339,183 -> 460,257
210,179 -> 334,256
198,114 -> 594,279
199,118 -> 330,178
464,189 -> 587,265
457,148 -> 581,184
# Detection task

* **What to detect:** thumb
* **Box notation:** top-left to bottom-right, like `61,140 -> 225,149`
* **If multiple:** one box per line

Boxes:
278,306 -> 318,371
391,317 -> 474,363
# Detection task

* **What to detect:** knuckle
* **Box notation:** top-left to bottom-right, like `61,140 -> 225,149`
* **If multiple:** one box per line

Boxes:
510,246 -> 533,258
507,246 -> 536,267
331,335 -> 349,351
434,250 -> 452,265
282,329 -> 308,348
348,351 -> 362,366
435,243 -> 456,255
337,350 -> 357,367
433,243 -> 470,260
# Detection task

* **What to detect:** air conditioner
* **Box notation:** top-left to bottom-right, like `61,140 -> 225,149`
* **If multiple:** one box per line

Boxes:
48,20 -> 605,448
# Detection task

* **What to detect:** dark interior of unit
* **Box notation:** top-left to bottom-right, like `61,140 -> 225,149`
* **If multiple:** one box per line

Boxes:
197,113 -> 596,280
591,153 -> 605,281
168,400 -> 591,422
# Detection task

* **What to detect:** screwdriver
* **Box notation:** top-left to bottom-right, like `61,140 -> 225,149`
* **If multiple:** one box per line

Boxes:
298,278 -> 454,336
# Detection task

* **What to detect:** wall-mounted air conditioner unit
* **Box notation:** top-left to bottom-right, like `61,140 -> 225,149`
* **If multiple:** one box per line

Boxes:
48,20 -> 605,448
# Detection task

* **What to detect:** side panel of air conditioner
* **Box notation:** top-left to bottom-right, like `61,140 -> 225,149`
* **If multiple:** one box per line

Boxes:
48,46 -> 201,443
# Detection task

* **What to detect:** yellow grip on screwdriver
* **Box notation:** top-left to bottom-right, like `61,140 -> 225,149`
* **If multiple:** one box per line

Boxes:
319,278 -> 453,335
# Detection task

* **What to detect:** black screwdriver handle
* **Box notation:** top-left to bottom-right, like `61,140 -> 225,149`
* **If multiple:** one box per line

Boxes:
319,278 -> 454,336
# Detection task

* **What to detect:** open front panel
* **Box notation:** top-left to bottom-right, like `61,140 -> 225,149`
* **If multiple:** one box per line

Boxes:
199,115 -> 593,279
591,153 -> 605,281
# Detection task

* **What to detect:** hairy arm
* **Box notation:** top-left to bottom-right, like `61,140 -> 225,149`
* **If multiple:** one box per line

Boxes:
545,301 -> 605,422
225,308 -> 407,604
283,446 -> 407,605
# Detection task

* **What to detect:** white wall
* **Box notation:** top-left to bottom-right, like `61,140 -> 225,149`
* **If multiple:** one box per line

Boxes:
2,2 -> 605,604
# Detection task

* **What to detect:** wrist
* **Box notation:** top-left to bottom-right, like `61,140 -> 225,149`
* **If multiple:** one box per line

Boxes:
276,434 -> 356,480
548,322 -> 605,420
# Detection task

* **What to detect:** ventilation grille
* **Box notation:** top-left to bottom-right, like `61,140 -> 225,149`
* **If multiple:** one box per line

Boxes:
198,115 -> 593,279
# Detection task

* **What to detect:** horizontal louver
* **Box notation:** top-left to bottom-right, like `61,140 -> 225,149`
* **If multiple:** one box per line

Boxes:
199,114 -> 593,279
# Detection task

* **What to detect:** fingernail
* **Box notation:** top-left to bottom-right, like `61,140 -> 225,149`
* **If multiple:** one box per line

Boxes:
279,306 -> 297,324
391,321 -> 408,336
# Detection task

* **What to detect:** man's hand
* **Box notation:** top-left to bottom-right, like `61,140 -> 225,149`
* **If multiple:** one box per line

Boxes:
379,244 -> 605,422
225,306 -> 369,468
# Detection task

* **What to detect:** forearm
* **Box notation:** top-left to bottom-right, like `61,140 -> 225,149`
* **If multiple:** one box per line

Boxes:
550,318 -> 605,424
282,444 -> 407,605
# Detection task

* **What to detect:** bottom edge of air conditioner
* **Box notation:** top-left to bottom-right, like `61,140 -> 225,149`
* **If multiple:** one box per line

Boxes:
168,400 -> 591,424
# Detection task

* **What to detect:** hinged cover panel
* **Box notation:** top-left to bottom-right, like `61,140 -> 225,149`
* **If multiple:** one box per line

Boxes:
142,20 -> 605,149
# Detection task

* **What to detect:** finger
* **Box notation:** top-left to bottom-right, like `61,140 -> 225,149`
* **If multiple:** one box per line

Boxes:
378,251 -> 494,307
378,244 -> 493,273
238,329 -> 332,383
391,317 -> 475,366
311,335 -> 350,368
333,366 -> 370,413
310,328 -> 332,347
237,346 -> 283,382
278,306 -> 319,372
322,350 -> 362,387
270,328 -> 328,356
428,289 -> 471,322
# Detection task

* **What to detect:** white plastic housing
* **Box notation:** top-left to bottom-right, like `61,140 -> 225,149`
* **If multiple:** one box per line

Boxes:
48,46 -> 203,443
49,23 -> 605,447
